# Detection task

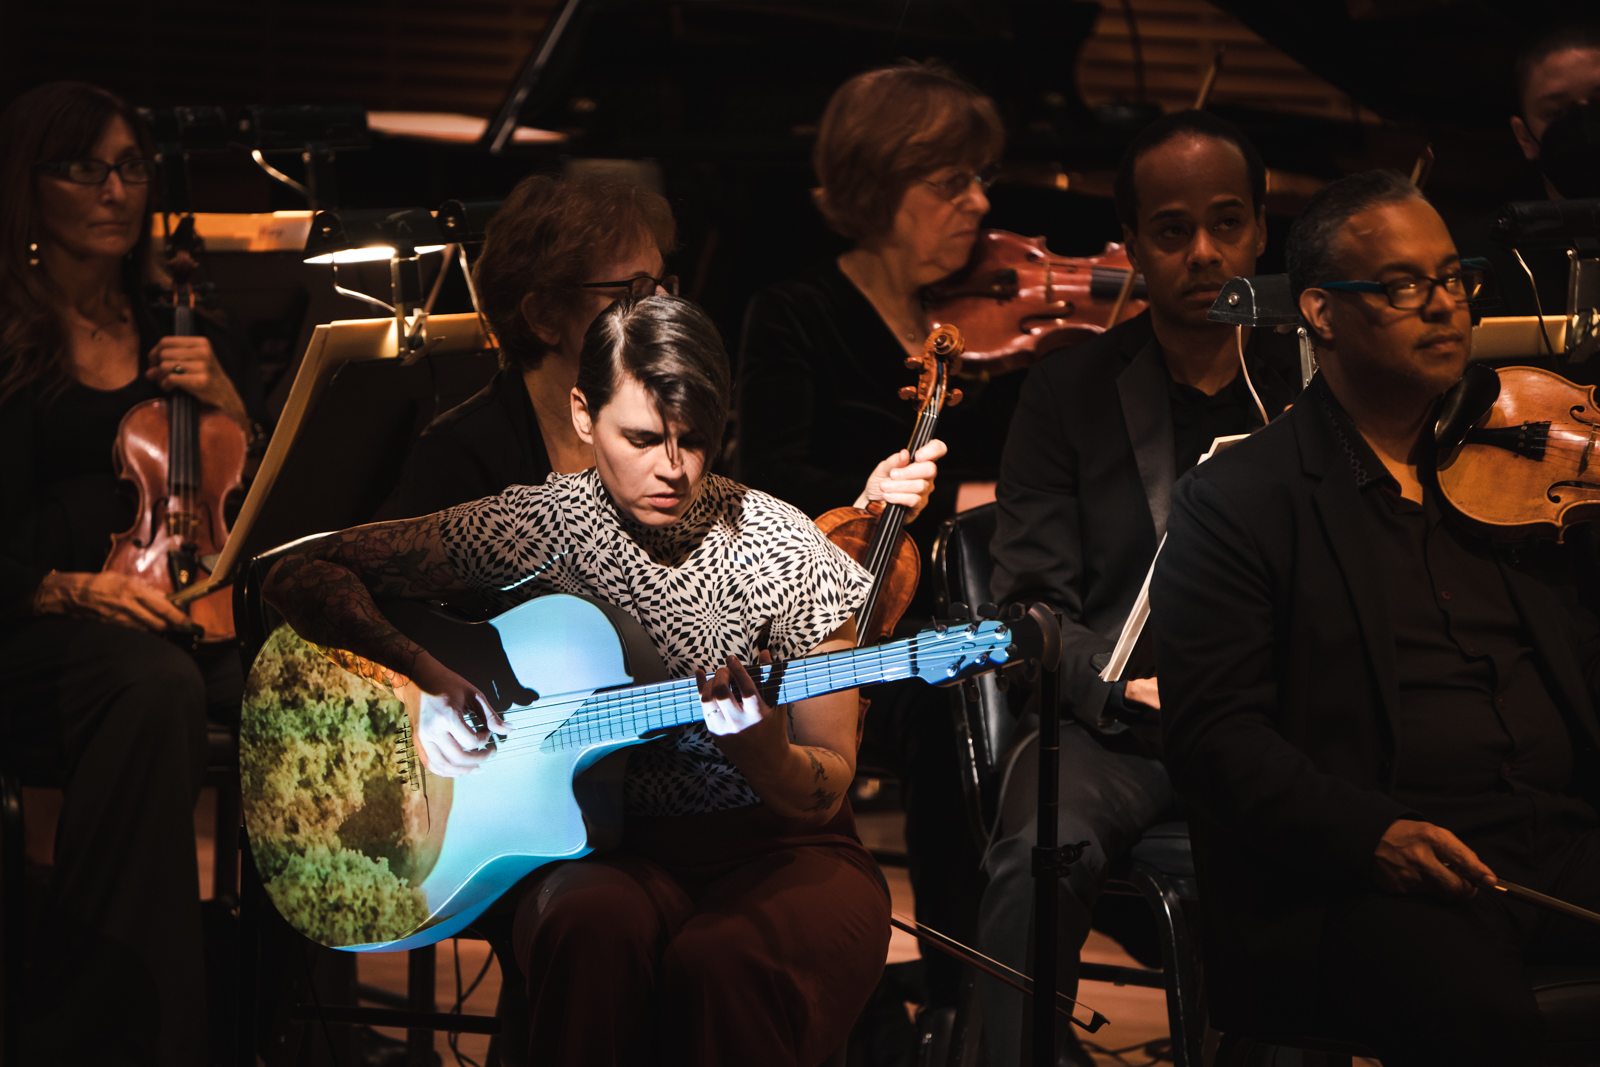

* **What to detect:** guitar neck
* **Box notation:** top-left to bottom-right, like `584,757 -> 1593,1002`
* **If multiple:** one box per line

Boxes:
544,629 -> 966,751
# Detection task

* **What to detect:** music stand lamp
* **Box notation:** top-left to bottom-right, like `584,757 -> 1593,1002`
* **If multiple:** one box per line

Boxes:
303,208 -> 448,363
436,198 -> 503,345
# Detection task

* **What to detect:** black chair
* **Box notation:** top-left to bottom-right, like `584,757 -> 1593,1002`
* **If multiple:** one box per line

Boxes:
235,541 -> 526,1067
932,503 -> 1207,1067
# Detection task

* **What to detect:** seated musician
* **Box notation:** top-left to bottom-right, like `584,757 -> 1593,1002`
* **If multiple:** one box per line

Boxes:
385,172 -> 938,525
263,294 -> 892,1066
980,111 -> 1299,1067
1461,21 -> 1600,319
736,59 -> 1007,1014
0,82 -> 260,1066
1152,170 -> 1600,1065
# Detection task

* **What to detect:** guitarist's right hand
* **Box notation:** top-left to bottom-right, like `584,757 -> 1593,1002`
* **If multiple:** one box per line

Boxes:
410,652 -> 512,777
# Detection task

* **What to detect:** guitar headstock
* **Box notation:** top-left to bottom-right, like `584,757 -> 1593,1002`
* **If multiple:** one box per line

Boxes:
906,616 -> 1019,686
897,324 -> 965,410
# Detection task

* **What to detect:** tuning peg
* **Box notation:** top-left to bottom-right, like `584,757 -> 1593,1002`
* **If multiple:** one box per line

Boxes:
898,386 -> 918,401
977,602 -> 998,620
904,356 -> 923,370
1003,602 -> 1027,622
946,388 -> 963,406
949,601 -> 969,623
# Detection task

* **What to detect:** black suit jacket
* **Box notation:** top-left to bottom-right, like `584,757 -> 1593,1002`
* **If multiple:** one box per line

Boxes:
1151,382 -> 1600,1033
379,366 -> 552,520
990,311 -> 1298,728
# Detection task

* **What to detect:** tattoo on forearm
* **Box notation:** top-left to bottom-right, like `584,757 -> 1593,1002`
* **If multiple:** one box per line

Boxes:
262,516 -> 463,676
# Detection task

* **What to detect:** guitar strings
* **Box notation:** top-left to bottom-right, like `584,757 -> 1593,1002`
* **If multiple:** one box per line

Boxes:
445,629 -> 1005,763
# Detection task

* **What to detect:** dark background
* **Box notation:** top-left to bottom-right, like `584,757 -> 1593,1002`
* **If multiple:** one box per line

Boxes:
2,0 -> 1589,410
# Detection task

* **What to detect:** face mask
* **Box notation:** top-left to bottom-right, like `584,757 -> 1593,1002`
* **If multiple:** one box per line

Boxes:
1538,103 -> 1600,199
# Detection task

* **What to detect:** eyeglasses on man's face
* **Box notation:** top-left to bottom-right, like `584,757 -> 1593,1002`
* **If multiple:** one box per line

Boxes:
1320,265 -> 1487,311
37,158 -> 157,186
918,168 -> 997,202
580,274 -> 679,298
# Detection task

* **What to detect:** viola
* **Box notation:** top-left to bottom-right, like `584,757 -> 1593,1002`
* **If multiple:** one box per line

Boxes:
104,216 -> 246,643
924,229 -> 1149,376
816,325 -> 964,646
1434,363 -> 1600,540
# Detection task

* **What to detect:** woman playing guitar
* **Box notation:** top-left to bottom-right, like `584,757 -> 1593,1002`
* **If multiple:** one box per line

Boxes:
264,294 -> 894,1065
0,81 -> 259,1066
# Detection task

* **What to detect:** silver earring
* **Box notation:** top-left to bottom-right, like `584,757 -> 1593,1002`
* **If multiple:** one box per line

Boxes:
27,242 -> 40,267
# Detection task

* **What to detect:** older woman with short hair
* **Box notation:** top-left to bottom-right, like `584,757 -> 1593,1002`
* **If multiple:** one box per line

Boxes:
736,59 -> 1018,1015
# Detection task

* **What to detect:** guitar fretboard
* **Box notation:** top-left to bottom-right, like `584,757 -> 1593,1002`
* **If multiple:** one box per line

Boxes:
541,623 -> 1006,751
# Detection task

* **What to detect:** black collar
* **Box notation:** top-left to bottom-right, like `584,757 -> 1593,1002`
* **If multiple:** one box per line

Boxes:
1310,376 -> 1398,492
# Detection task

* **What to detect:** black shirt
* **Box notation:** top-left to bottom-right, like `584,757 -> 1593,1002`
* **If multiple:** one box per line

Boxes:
737,260 -> 1025,619
380,366 -> 554,520
1318,379 -> 1590,846
1169,365 -> 1262,478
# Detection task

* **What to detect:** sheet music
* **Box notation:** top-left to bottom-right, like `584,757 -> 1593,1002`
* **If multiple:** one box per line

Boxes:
1098,433 -> 1250,683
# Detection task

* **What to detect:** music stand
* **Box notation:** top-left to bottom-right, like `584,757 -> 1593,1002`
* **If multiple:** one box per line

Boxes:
174,311 -> 496,612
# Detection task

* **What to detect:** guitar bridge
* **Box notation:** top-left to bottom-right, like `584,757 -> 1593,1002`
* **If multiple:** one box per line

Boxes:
395,719 -> 422,790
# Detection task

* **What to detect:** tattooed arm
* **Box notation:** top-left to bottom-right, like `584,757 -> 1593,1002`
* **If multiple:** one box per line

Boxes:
696,619 -> 858,824
262,515 -> 509,777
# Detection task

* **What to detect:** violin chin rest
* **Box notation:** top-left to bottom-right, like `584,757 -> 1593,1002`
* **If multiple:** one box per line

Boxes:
1435,363 -> 1502,455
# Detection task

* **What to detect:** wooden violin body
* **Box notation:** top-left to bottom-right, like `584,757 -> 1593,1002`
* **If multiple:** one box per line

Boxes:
103,215 -> 244,644
815,503 -> 920,646
1436,365 -> 1600,541
924,230 -> 1149,376
106,397 -> 246,642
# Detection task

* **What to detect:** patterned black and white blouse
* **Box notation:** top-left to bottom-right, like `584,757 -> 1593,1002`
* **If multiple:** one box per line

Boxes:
438,469 -> 871,816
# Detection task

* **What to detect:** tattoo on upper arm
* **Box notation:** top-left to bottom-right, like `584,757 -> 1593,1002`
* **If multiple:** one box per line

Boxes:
804,787 -> 840,813
806,748 -> 827,781
262,515 -> 464,676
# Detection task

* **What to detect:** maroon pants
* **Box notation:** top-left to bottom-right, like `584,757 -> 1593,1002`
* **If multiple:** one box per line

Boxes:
511,801 -> 891,1067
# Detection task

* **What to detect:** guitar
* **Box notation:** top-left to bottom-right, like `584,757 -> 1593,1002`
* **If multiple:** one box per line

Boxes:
241,593 -> 1035,951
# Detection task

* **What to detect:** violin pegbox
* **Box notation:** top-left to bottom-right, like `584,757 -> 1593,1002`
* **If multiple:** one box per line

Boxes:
897,325 -> 966,410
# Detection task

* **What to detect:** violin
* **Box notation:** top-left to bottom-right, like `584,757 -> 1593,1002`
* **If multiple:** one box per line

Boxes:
924,230 -> 1149,376
104,216 -> 246,643
1435,363 -> 1600,541
817,325 -> 965,646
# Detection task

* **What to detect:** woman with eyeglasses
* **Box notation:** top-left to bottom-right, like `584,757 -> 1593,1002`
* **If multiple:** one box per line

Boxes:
735,59 -> 1023,1024
0,81 -> 261,1066
384,171 -> 944,532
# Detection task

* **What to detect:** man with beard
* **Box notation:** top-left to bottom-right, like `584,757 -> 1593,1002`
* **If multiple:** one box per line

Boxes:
976,109 -> 1300,1067
1153,170 -> 1600,1066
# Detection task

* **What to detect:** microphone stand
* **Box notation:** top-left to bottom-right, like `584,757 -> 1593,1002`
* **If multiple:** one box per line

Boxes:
1027,603 -> 1088,1067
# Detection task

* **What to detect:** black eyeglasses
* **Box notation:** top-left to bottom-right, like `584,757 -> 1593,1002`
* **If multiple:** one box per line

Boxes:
1320,264 -> 1486,310
37,158 -> 157,185
918,169 -> 997,202
579,274 -> 679,298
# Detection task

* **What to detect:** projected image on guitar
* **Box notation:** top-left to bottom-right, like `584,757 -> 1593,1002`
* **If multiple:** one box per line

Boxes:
241,625 -> 443,948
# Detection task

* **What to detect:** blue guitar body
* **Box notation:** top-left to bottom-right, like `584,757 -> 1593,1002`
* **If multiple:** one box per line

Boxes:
240,593 -> 1021,951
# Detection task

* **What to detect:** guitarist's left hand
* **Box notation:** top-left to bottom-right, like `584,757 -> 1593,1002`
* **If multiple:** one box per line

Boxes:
411,651 -> 512,777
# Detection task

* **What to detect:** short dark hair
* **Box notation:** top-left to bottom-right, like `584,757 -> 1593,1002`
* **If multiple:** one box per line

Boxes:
1285,169 -> 1421,298
1514,22 -> 1600,114
575,294 -> 731,454
1113,110 -> 1266,233
813,60 -> 1004,242
473,173 -> 676,374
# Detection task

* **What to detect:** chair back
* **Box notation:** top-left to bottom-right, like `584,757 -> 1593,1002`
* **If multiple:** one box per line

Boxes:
931,503 -> 1020,845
